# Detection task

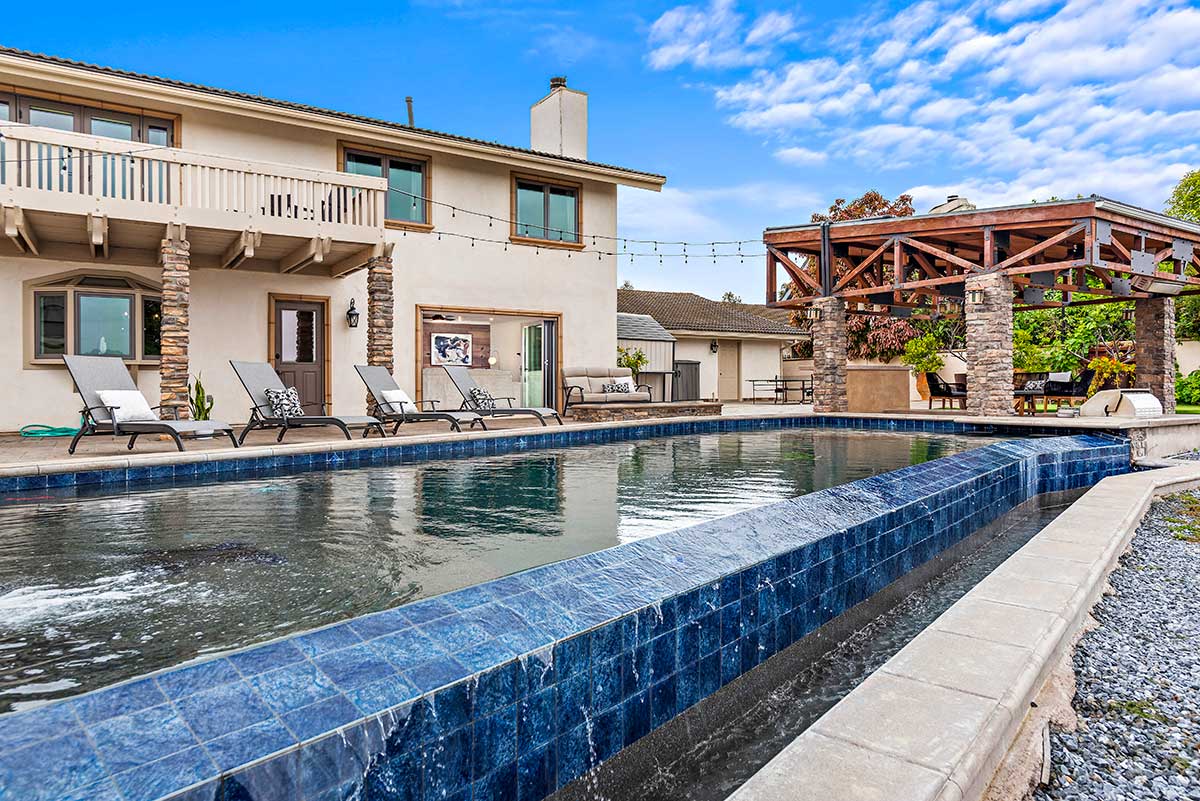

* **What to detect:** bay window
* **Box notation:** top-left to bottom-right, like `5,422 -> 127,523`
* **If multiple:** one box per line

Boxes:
28,275 -> 162,365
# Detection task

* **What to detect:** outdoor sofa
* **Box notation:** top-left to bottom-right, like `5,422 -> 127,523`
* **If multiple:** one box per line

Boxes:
442,365 -> 563,425
562,367 -> 652,412
356,365 -> 487,433
63,354 -> 239,453
231,360 -> 386,444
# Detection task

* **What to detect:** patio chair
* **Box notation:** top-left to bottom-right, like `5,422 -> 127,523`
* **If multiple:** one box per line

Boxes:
926,373 -> 967,410
230,361 -> 386,445
63,354 -> 239,454
1043,369 -> 1095,408
355,365 -> 487,434
442,365 -> 563,426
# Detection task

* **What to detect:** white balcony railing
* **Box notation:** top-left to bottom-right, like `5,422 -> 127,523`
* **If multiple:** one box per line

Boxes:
0,125 -> 387,235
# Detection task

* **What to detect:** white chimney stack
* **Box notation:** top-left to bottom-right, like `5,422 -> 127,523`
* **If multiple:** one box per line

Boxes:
531,76 -> 588,160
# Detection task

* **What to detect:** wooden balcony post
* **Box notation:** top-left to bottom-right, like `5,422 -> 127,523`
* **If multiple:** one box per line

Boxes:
160,234 -> 191,419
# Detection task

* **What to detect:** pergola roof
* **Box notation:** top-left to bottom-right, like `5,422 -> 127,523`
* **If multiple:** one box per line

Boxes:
763,195 -> 1200,316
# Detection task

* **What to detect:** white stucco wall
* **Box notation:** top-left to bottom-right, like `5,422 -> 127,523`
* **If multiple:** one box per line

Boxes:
673,338 -> 718,400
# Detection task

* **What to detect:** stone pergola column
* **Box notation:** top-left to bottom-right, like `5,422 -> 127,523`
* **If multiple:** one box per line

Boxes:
366,253 -> 395,406
159,234 -> 191,419
811,296 -> 848,413
1135,296 -> 1176,413
965,272 -> 1014,416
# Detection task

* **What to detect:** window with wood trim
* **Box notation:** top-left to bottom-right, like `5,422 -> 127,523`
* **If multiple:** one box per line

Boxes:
341,146 -> 430,226
11,92 -> 174,145
28,274 -> 162,364
512,176 -> 581,244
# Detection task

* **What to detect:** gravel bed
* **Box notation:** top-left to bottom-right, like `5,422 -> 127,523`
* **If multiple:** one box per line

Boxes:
1036,492 -> 1200,800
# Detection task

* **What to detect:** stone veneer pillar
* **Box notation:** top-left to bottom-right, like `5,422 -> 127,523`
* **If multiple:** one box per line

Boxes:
1135,296 -> 1176,413
366,254 -> 395,406
159,236 -> 191,419
965,272 -> 1014,416
811,296 -> 848,413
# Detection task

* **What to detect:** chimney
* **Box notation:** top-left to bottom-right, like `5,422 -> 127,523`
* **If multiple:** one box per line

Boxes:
531,76 -> 588,160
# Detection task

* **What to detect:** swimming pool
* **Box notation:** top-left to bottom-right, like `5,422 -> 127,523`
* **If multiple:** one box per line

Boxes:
0,428 -> 989,711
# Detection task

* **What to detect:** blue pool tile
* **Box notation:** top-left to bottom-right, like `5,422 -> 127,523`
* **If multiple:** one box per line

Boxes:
552,634 -> 590,681
472,706 -> 518,778
345,673 -> 419,716
474,660 -> 518,717
156,658 -> 240,699
370,626 -> 448,673
517,687 -> 555,752
423,725 -> 473,799
348,608 -> 413,640
557,723 -> 590,788
517,741 -> 555,801
50,778 -> 124,801
203,718 -> 297,771
217,750 -> 300,801
418,614 -> 490,654
557,674 -> 591,732
622,691 -> 650,747
228,639 -> 306,677
651,675 -> 677,729
405,655 -> 469,694
176,680 -> 273,741
314,643 -> 397,690
88,702 -> 199,774
472,602 -> 530,635
362,748 -> 421,801
111,745 -> 217,801
0,731 -> 109,801
428,681 -> 474,736
72,677 -> 167,725
294,625 -> 363,658
591,657 -> 623,712
518,649 -> 557,696
400,597 -> 456,625
248,661 -> 339,715
0,702 -> 79,750
281,694 -> 360,742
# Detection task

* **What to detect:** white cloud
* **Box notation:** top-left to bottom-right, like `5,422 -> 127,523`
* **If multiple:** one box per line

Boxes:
911,96 -> 974,125
774,146 -> 827,166
646,0 -> 797,70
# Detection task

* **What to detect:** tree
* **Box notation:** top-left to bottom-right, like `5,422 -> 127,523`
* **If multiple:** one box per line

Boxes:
619,280 -> 635,290
811,190 -> 915,223
1166,169 -> 1200,222
720,291 -> 743,303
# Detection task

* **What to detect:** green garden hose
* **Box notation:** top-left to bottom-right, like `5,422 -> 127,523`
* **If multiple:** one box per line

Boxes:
19,423 -> 81,438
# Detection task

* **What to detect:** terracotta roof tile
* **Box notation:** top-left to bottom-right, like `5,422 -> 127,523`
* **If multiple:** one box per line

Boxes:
617,289 -> 803,336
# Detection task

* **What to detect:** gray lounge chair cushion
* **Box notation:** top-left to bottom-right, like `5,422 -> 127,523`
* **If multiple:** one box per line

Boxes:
122,420 -> 234,434
582,391 -> 651,403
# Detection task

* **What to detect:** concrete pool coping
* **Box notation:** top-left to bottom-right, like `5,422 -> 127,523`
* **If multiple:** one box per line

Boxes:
728,459 -> 1200,801
0,408 -> 1174,491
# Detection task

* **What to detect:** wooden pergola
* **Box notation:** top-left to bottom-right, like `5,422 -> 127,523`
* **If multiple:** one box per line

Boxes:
762,196 -> 1200,416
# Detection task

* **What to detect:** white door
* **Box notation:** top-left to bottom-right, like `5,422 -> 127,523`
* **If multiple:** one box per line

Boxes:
717,339 -> 740,400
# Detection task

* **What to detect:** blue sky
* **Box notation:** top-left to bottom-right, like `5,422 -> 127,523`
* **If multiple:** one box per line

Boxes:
7,0 -> 1200,300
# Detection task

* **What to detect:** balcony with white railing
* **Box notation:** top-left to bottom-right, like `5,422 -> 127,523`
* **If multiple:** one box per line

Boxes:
0,124 -> 389,276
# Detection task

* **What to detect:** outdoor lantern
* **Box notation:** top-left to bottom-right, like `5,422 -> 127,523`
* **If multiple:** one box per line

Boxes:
1122,306 -> 1135,323
709,339 -> 719,354
966,287 -> 985,305
801,306 -> 823,322
346,299 -> 360,328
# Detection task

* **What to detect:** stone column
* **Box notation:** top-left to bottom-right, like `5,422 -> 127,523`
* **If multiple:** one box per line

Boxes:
366,254 -> 395,406
159,236 -> 191,419
811,296 -> 848,413
1135,296 -> 1175,413
965,272 -> 1014,416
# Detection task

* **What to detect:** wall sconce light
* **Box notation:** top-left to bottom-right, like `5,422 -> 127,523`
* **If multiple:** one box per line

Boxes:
709,339 -> 719,354
488,351 -> 498,366
1122,306 -> 1135,323
966,288 -> 985,305
801,306 -> 823,322
346,299 -> 361,328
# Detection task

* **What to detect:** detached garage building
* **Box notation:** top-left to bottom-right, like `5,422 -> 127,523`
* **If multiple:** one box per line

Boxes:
617,289 -> 805,402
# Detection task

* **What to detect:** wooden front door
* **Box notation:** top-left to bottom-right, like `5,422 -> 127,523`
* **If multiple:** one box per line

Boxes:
274,299 -> 325,411
717,339 -> 740,400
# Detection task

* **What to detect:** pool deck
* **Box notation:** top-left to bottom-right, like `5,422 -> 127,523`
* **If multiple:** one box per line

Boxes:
0,405 -> 1196,481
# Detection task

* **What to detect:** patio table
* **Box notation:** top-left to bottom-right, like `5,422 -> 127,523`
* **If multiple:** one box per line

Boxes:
746,377 -> 813,404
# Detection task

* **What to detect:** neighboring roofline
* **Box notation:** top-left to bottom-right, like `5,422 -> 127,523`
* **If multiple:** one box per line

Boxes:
762,195 -> 1200,237
0,46 -> 666,191
666,329 -> 802,341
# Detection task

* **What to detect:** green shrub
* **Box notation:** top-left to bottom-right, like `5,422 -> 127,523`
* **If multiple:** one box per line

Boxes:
1177,370 -> 1200,405
900,333 -> 944,375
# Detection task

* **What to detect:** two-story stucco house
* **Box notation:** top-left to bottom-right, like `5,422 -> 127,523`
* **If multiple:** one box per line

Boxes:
0,47 -> 665,432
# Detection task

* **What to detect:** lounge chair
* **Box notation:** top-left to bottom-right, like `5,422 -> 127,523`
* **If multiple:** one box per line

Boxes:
355,365 -> 487,434
1043,369 -> 1094,408
230,360 -> 386,444
926,373 -> 967,410
442,365 -> 563,426
63,354 -> 239,453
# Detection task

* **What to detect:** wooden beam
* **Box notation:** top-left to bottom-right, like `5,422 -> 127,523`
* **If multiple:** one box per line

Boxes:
221,229 -> 261,269
3,206 -> 39,255
87,214 -> 108,260
897,235 -> 982,272
994,223 -> 1086,271
910,250 -> 940,279
769,246 -> 822,293
329,242 -> 385,278
280,237 -> 332,274
833,237 -> 893,291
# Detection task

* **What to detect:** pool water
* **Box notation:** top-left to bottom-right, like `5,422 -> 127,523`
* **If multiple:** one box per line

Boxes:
0,428 -> 989,711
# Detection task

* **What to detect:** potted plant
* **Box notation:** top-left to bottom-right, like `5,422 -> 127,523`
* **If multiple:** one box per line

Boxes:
900,333 -> 945,400
616,346 -> 649,383
189,374 -> 214,434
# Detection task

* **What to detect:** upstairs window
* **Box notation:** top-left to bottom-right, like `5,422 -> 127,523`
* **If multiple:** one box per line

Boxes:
11,93 -> 174,145
342,146 -> 430,227
28,274 -> 162,364
513,176 -> 581,244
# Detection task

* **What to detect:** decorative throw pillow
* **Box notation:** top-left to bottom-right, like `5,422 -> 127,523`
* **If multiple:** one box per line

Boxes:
265,387 -> 305,419
602,382 -> 631,393
380,388 -> 418,414
1023,379 -> 1046,392
97,390 -> 157,423
468,386 -> 497,410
